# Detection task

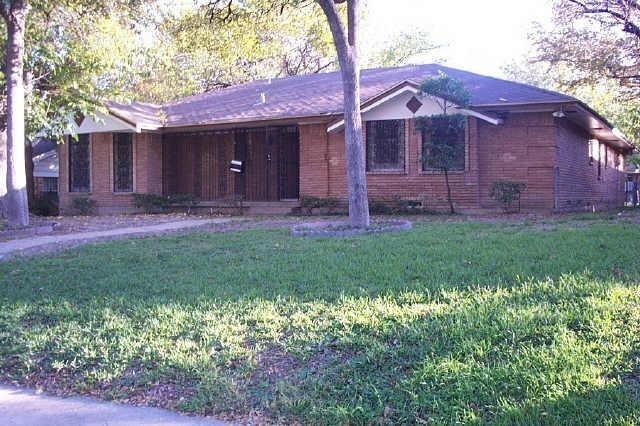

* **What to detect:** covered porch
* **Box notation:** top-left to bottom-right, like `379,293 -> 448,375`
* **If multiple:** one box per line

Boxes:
161,126 -> 300,205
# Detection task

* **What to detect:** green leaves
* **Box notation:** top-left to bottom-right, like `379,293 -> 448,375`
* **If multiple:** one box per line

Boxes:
420,74 -> 471,111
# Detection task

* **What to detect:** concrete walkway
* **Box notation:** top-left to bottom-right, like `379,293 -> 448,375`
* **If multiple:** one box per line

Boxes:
0,219 -> 231,259
0,385 -> 228,425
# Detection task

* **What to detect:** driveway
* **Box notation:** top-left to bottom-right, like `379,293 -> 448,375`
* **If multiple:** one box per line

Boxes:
0,385 -> 227,426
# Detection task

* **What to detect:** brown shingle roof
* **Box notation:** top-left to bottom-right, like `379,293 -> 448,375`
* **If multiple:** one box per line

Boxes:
109,63 -> 576,129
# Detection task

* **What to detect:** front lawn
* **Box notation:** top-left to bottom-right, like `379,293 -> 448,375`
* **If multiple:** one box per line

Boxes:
1,217 -> 639,424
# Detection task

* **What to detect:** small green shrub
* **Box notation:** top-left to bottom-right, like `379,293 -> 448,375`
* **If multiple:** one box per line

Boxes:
167,193 -> 198,207
133,193 -> 168,214
368,199 -> 394,215
71,196 -> 96,215
369,197 -> 426,215
299,196 -> 339,215
133,193 -> 199,214
489,180 -> 527,212
31,194 -> 59,216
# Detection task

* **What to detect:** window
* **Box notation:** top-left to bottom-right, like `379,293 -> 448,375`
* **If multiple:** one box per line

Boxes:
366,120 -> 405,171
421,118 -> 466,172
113,133 -> 133,192
588,139 -> 598,165
42,177 -> 58,193
69,134 -> 90,192
597,142 -> 602,180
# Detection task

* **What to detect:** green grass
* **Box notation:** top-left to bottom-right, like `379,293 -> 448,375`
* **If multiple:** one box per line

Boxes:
1,219 -> 640,424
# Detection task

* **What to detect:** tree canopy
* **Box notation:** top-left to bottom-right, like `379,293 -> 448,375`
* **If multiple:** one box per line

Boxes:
124,0 -> 336,103
533,0 -> 640,93
0,1 -> 145,140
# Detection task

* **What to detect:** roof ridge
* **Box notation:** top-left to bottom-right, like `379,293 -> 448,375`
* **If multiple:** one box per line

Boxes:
161,64 -> 441,108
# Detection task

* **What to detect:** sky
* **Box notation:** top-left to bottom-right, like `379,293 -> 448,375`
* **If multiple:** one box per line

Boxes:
361,0 -> 554,77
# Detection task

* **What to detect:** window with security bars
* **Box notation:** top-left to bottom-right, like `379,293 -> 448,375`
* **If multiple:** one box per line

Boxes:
69,134 -> 90,192
421,118 -> 466,172
42,177 -> 58,193
113,133 -> 133,192
365,120 -> 405,171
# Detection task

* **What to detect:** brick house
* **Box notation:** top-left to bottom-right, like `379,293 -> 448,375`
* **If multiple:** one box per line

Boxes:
59,64 -> 633,215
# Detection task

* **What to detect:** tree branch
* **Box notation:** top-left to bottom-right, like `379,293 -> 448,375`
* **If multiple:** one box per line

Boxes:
316,0 -> 349,59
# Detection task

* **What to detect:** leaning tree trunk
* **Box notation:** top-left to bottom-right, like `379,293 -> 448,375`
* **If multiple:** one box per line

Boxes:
3,0 -> 29,227
443,168 -> 454,214
317,0 -> 370,227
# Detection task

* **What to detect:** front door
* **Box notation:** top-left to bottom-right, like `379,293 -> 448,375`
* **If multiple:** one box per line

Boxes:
278,127 -> 300,199
233,127 -> 299,201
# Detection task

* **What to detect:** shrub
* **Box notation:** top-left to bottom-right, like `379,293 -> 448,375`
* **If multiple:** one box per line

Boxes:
368,199 -> 394,215
299,196 -> 339,215
133,193 -> 199,214
489,180 -> 527,212
71,196 -> 96,215
167,193 -> 198,208
31,194 -> 59,216
369,197 -> 427,215
133,193 -> 169,214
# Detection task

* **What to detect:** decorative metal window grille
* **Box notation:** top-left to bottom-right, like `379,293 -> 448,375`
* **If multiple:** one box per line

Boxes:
421,119 -> 466,172
113,133 -> 133,192
69,134 -> 90,192
42,177 -> 58,193
366,120 -> 405,171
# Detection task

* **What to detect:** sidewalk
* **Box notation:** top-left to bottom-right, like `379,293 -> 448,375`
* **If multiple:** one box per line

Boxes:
0,385 -> 228,426
0,219 -> 231,260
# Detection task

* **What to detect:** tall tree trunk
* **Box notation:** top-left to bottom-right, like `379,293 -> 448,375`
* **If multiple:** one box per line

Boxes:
0,128 -> 6,218
3,0 -> 29,227
317,0 -> 369,227
25,139 -> 33,206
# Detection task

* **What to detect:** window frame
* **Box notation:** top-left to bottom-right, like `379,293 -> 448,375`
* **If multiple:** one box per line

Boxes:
112,132 -> 135,193
365,119 -> 407,173
42,177 -> 58,193
68,134 -> 91,193
420,117 -> 468,174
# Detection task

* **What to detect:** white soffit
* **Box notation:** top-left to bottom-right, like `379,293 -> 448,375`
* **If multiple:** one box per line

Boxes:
65,111 -> 137,135
327,85 -> 502,132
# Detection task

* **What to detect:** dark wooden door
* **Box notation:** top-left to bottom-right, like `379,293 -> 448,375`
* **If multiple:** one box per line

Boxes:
234,131 -> 247,199
278,127 -> 299,199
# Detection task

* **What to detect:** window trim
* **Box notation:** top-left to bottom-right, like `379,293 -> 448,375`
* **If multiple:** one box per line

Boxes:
419,116 -> 469,175
365,119 -> 408,174
111,132 -> 136,194
68,134 -> 92,193
42,177 -> 58,193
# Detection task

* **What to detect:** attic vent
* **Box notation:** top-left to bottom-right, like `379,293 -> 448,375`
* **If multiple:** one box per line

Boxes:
406,96 -> 423,114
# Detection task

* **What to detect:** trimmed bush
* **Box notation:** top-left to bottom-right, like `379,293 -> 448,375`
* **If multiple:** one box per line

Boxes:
71,196 -> 96,215
133,193 -> 199,214
489,180 -> 527,212
299,196 -> 339,215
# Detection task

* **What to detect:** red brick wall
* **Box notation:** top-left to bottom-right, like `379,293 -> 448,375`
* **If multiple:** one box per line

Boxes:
299,123 -> 329,197
300,112 -> 625,213
58,113 -> 626,215
59,132 -> 163,214
318,118 -> 481,212
302,114 -> 557,212
477,112 -> 557,211
554,121 -> 625,211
